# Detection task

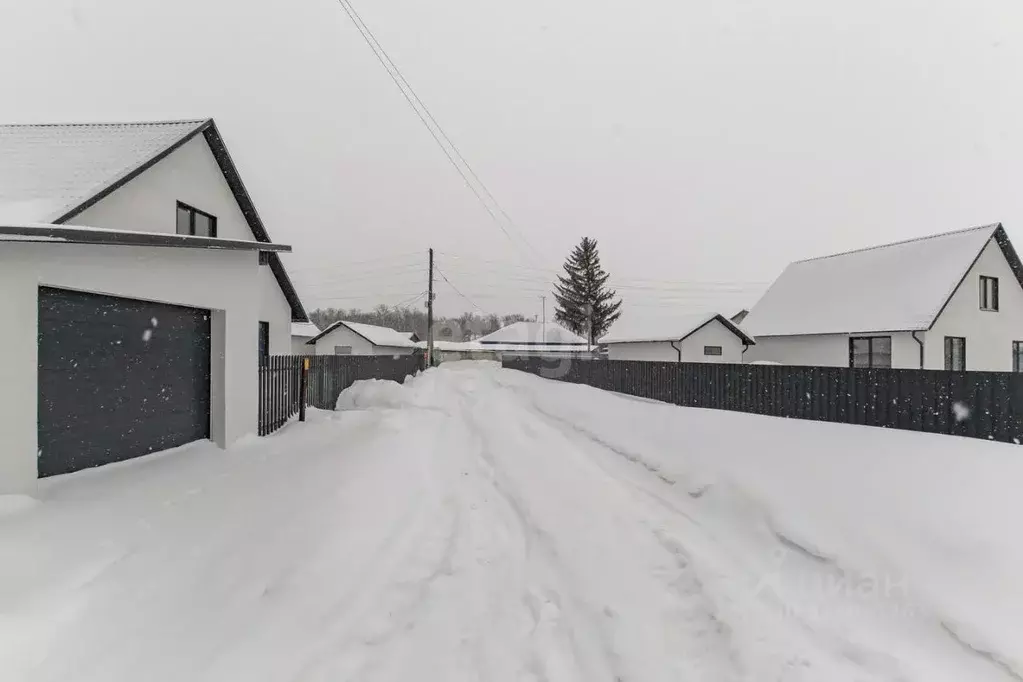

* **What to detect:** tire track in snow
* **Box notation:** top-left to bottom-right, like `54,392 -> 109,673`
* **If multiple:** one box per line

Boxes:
458,372 -> 746,682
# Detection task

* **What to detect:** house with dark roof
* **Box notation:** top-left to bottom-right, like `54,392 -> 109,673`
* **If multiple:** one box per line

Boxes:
742,224 -> 1023,371
0,118 -> 308,492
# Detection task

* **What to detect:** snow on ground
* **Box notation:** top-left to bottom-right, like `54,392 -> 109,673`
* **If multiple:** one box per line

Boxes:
1,361 -> 1021,681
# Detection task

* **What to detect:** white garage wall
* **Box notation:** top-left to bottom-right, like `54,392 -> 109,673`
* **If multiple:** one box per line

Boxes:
70,135 -> 294,354
0,242 -> 260,494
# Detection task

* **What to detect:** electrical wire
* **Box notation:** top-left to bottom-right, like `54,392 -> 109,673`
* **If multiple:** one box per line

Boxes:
333,0 -> 542,263
435,266 -> 490,315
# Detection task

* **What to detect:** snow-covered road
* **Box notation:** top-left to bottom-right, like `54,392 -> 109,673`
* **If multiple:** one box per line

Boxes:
2,362 -> 1021,681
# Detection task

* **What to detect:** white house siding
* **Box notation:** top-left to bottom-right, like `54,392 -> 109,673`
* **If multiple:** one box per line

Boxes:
70,135 -> 294,354
606,319 -> 746,363
744,332 -> 922,369
312,325 -> 414,357
607,341 -> 679,362
926,238 -> 1023,372
292,337 -> 316,355
0,242 -> 260,493
677,319 -> 746,363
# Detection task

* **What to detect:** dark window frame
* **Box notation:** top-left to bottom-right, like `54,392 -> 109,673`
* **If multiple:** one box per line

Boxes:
176,201 -> 218,238
258,321 -> 269,361
848,336 -> 893,368
703,345 -> 723,356
980,275 -> 999,312
1013,341 -> 1023,373
334,345 -> 353,355
944,336 -> 966,371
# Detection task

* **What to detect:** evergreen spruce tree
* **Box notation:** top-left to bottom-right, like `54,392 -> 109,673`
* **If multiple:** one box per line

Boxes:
553,237 -> 622,344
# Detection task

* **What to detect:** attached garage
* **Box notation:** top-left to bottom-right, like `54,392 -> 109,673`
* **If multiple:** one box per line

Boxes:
37,287 -> 212,477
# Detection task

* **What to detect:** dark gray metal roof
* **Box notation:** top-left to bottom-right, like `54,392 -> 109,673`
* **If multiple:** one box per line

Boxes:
0,118 -> 310,322
0,223 -> 292,252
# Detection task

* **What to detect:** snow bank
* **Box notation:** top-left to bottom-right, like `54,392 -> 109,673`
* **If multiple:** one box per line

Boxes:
0,494 -> 38,517
335,378 -> 411,411
496,364 -> 1023,679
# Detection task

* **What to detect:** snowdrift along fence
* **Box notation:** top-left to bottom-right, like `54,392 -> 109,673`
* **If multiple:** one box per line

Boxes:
502,357 -> 1023,444
258,354 -> 423,435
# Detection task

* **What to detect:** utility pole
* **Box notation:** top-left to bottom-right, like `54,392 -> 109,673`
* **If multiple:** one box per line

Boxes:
427,248 -> 435,367
541,295 -> 546,345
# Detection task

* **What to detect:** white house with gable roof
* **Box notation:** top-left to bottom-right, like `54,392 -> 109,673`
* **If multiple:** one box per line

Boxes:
742,224 -> 1023,371
600,313 -> 755,363
307,320 -> 417,356
0,118 -> 308,492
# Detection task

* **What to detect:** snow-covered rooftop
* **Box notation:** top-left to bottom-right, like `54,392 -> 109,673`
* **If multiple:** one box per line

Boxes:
291,322 -> 320,338
0,120 -> 209,223
477,322 -> 587,346
417,340 -> 594,354
742,224 -> 1003,337
599,313 -> 754,345
310,321 -> 417,349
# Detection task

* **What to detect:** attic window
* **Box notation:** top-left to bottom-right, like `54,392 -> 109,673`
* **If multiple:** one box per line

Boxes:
176,202 -> 217,238
703,345 -> 723,356
980,276 -> 999,311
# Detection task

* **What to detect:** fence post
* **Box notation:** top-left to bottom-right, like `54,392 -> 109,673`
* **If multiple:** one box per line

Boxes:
299,357 -> 309,422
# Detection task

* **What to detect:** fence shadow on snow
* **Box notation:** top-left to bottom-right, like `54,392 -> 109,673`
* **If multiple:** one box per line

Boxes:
258,354 -> 423,436
502,357 -> 1023,445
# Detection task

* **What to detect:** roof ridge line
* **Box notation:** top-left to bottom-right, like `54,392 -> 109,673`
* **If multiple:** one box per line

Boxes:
0,119 -> 210,129
795,223 -> 1000,264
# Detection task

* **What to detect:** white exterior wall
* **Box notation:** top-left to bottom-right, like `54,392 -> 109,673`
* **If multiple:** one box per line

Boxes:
744,332 -> 921,368
0,243 -> 260,493
70,135 -> 294,353
606,319 -> 746,363
292,336 -> 316,355
677,320 -> 745,363
926,238 -> 1023,371
606,341 -> 679,362
312,325 -> 414,357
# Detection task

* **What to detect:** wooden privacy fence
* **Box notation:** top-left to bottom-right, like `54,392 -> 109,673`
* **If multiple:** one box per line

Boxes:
258,354 -> 423,436
503,357 -> 1023,444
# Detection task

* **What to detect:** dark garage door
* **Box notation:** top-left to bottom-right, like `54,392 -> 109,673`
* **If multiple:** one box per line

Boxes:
38,287 -> 212,477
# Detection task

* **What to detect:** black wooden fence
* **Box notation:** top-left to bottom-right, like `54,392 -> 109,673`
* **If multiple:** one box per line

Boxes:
258,354 -> 423,436
503,357 -> 1023,444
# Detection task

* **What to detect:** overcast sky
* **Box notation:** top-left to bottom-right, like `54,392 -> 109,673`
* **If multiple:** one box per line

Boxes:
2,0 -> 1021,322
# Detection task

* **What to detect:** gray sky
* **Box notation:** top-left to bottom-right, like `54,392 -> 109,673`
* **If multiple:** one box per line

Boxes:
2,0 -> 1021,322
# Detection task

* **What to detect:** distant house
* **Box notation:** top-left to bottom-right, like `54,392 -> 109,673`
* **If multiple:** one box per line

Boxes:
742,224 -> 1023,371
291,321 -> 320,355
0,118 -> 307,492
478,321 -> 588,348
599,313 -> 754,363
307,320 -> 417,356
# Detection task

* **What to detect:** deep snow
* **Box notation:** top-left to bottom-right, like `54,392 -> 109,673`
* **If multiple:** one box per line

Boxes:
1,361 -> 1020,681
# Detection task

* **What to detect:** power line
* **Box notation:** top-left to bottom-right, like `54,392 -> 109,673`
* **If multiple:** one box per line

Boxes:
435,266 -> 490,315
333,0 -> 542,263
